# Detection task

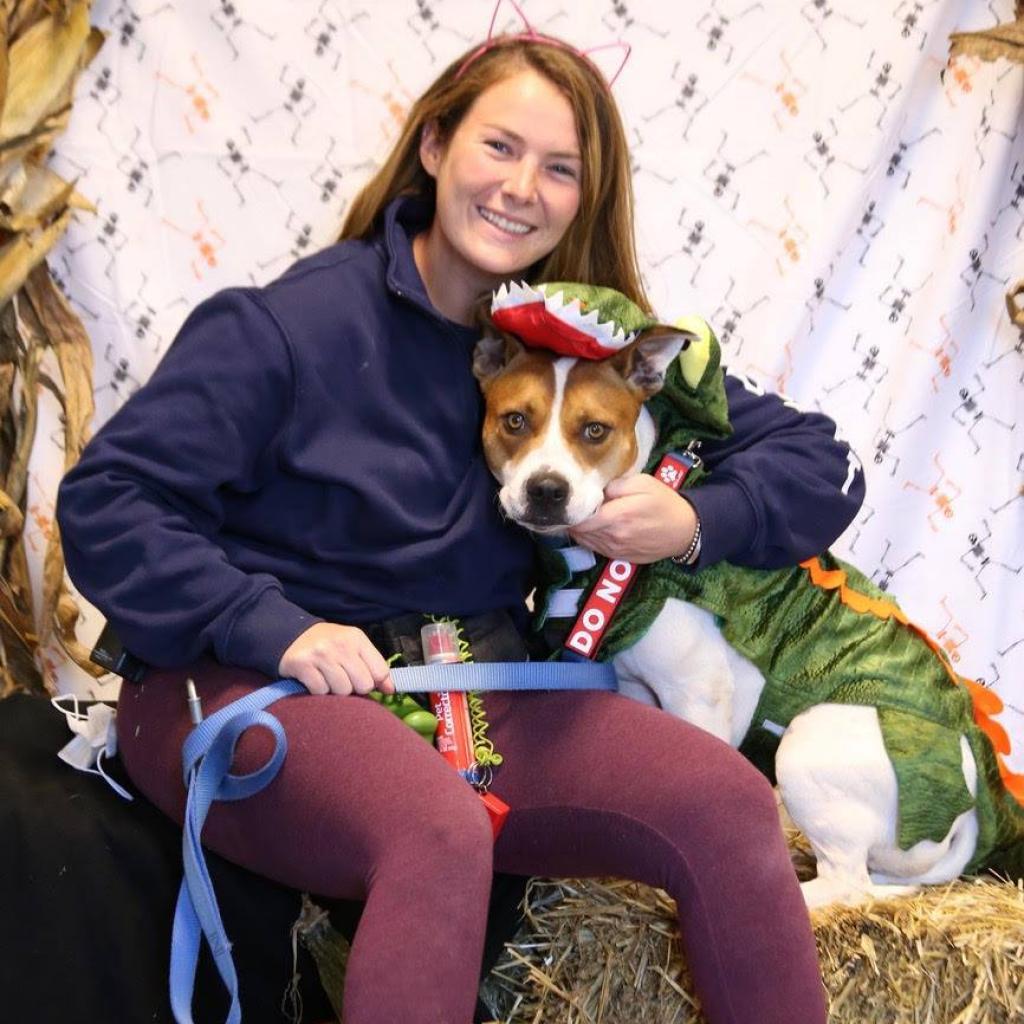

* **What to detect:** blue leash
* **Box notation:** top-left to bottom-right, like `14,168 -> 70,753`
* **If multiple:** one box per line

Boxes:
171,659 -> 616,1024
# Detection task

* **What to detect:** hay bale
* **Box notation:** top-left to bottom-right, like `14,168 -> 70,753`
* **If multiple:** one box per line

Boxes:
482,838 -> 1024,1024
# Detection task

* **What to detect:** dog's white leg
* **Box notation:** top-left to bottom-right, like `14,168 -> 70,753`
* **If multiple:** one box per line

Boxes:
614,599 -> 740,743
776,704 -> 978,908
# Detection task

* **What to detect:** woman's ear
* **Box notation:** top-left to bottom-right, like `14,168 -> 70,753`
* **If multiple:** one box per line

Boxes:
419,121 -> 443,178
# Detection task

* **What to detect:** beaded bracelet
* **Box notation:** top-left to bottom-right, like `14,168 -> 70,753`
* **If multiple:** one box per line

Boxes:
671,517 -> 702,566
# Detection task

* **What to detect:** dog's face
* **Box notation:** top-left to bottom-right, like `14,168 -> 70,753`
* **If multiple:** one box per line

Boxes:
473,327 -> 691,532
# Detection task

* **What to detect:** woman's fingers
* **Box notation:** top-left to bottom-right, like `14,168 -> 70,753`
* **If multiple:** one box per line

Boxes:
278,622 -> 393,696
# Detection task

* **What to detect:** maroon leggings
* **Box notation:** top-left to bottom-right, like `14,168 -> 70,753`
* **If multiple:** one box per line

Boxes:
117,661 -> 826,1024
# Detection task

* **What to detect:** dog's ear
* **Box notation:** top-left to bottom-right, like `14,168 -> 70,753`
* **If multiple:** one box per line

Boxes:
472,331 -> 525,384
611,325 -> 698,396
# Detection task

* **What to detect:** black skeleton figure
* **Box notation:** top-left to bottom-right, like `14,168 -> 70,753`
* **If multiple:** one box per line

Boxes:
112,2 -> 143,61
100,345 -> 142,400
217,129 -> 284,205
210,0 -> 277,61
878,255 -> 931,335
823,333 -> 889,412
838,51 -> 902,129
312,136 -> 345,205
702,131 -> 767,212
870,398 -> 925,476
870,538 -> 923,593
408,0 -> 471,63
652,206 -> 715,286
87,65 -> 123,142
253,66 -> 318,146
696,1 -> 765,64
288,220 -> 315,260
67,209 -> 129,280
709,277 -> 769,356
856,199 -> 885,266
304,1 -> 356,71
110,1 -> 174,62
643,63 -> 709,141
803,118 -> 868,199
257,213 -> 319,275
975,77 -> 1020,171
884,126 -> 941,191
894,0 -> 935,50
309,137 -> 376,210
800,0 -> 866,51
51,260 -> 100,321
960,519 -> 1022,599
805,263 -> 851,333
959,235 -> 1009,313
975,660 -> 1001,691
952,373 -> 1016,455
989,160 -> 1024,239
603,1 -> 669,36
121,273 -> 187,354
117,128 -> 152,206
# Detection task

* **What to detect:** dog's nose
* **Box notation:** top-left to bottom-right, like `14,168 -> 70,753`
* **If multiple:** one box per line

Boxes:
526,472 -> 569,509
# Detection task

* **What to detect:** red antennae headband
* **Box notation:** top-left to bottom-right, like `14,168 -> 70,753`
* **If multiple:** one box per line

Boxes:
454,0 -> 631,89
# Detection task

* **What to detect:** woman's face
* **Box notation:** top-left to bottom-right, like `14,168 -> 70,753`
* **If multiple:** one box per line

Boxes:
419,68 -> 583,290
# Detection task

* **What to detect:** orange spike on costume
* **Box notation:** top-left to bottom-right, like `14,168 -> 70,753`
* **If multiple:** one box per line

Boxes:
998,759 -> 1024,804
963,676 -> 1005,716
799,557 -> 910,623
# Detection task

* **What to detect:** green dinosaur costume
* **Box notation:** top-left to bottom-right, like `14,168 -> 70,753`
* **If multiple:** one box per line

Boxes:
490,281 -> 1024,880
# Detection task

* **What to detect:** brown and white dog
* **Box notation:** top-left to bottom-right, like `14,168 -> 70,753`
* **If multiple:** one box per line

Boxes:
472,326 -> 986,908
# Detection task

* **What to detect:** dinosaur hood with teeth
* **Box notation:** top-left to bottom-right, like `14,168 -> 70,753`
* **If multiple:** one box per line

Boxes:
489,281 -> 734,457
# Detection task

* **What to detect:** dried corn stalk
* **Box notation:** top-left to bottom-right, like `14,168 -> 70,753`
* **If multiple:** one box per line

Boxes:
948,10 -> 1024,65
0,0 -> 103,696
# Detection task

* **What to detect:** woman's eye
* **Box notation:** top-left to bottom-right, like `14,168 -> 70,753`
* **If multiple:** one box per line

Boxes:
504,412 -> 526,432
486,139 -> 512,155
584,422 -> 608,441
550,163 -> 579,180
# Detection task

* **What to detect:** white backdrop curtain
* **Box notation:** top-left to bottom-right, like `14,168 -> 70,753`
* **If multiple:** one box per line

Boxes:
35,0 -> 1023,768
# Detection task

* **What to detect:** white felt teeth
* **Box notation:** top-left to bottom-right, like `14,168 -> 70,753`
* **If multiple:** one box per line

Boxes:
538,285 -> 632,350
492,282 -> 637,351
491,280 -> 544,311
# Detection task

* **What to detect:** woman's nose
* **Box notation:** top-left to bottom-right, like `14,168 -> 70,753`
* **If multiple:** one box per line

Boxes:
502,159 -> 539,203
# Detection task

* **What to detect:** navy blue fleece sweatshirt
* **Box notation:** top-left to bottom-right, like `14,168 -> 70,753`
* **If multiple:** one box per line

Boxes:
57,196 -> 864,677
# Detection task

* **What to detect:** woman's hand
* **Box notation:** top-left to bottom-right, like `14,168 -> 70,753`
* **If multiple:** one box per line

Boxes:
278,622 -> 394,696
568,474 -> 698,564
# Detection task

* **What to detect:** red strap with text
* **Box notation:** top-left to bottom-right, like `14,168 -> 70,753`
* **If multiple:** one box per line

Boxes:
563,449 -> 700,660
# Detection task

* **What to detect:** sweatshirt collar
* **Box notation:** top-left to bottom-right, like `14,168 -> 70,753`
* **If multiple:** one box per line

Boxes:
382,195 -> 478,339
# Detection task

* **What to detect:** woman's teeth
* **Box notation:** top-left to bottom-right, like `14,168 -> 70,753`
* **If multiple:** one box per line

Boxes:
479,207 -> 533,235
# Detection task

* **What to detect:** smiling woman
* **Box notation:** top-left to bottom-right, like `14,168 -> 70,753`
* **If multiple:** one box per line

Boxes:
55,8 -> 860,1024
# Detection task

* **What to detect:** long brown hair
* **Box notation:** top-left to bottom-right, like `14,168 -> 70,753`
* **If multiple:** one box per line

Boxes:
339,36 -> 650,311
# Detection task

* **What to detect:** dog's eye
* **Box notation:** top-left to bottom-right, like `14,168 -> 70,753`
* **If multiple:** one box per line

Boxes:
503,411 -> 527,433
583,422 -> 608,442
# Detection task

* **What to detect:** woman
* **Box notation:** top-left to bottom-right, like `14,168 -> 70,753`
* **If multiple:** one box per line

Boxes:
58,26 -> 856,1024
